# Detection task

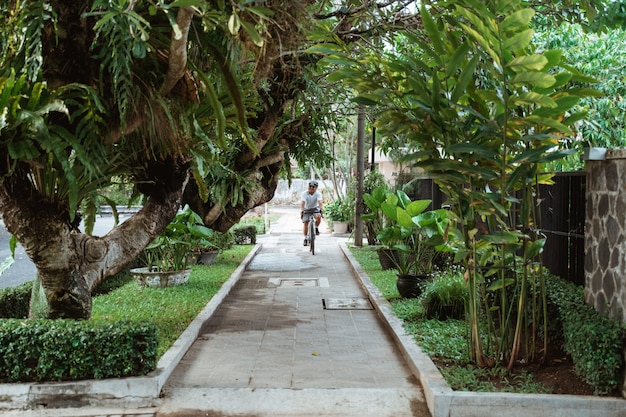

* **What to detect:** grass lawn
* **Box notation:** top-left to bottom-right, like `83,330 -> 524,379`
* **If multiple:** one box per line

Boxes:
92,245 -> 253,358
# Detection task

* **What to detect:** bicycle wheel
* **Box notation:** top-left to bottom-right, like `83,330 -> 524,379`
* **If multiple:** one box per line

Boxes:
309,219 -> 315,255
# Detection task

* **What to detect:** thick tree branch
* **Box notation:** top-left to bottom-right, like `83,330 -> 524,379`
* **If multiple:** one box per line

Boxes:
161,7 -> 195,96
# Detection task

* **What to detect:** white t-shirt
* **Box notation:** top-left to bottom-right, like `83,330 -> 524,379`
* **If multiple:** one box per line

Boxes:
301,190 -> 322,211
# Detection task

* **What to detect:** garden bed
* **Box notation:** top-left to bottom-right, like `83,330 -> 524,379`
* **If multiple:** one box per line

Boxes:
347,244 -> 623,397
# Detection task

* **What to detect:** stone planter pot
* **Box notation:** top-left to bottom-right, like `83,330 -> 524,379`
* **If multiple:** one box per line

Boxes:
131,267 -> 192,288
332,221 -> 349,234
396,273 -> 429,298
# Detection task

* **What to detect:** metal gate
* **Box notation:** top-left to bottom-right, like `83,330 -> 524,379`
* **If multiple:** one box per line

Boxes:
407,173 -> 586,285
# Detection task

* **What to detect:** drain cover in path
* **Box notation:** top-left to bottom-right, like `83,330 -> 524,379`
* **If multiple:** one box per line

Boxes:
322,297 -> 374,310
268,277 -> 330,287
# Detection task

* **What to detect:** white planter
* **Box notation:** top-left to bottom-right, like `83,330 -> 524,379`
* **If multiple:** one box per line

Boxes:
332,221 -> 349,234
131,267 -> 192,288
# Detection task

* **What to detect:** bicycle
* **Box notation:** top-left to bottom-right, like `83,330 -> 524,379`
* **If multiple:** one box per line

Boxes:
302,209 -> 320,255
308,214 -> 316,255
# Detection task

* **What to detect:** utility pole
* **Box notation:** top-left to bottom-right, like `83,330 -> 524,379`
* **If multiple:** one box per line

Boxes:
370,122 -> 376,171
354,106 -> 365,246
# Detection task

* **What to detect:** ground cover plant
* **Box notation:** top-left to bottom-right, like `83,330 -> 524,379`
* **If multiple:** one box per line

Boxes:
348,245 -> 623,396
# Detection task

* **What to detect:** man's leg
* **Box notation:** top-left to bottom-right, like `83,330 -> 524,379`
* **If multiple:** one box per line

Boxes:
314,213 -> 321,235
303,219 -> 309,246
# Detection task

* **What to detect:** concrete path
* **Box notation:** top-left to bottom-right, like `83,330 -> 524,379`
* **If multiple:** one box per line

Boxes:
157,206 -> 429,416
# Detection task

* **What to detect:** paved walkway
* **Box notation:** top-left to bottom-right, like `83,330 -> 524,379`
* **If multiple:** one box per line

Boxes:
9,206 -> 430,417
158,206 -> 428,416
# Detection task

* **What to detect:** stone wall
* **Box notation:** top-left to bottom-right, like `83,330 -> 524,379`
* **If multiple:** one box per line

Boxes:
584,148 -> 626,322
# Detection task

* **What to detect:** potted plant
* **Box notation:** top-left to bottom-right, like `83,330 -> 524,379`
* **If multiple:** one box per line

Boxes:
364,187 -> 455,297
131,205 -> 217,287
324,198 -> 352,233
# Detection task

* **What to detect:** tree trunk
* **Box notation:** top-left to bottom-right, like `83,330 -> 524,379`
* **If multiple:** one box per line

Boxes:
0,162 -> 188,319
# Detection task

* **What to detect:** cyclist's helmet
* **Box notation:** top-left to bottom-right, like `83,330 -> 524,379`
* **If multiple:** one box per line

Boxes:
308,180 -> 319,187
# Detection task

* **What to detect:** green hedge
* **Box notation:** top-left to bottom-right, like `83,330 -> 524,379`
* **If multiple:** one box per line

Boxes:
546,276 -> 625,395
0,281 -> 32,318
233,225 -> 256,245
0,319 -> 157,382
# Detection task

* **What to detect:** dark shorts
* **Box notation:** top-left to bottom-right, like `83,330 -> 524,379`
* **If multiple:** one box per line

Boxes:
301,209 -> 321,223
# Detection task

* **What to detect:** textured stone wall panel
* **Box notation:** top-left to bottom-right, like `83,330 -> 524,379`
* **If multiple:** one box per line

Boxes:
585,150 -> 626,323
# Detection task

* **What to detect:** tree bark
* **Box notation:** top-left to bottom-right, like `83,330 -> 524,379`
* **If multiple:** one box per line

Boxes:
0,161 -> 188,319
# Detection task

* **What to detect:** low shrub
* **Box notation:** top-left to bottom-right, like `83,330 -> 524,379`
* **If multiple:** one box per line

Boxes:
545,276 -> 625,395
0,319 -> 157,382
0,281 -> 32,318
232,225 -> 256,245
420,269 -> 468,320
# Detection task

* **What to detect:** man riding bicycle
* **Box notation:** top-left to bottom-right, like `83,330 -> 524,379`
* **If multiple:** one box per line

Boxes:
301,180 -> 323,246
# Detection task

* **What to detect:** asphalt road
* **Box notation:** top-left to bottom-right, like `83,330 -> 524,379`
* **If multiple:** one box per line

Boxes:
0,214 -> 131,290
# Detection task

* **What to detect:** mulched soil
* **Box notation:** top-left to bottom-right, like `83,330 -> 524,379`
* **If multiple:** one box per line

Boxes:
435,347 -> 623,397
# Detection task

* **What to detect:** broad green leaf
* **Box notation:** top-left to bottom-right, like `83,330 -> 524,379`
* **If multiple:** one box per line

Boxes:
395,190 -> 411,208
511,71 -> 555,88
397,208 -> 414,228
26,82 -> 44,111
381,201 -> 398,221
542,49 -> 562,70
228,13 -> 240,35
459,23 -> 500,65
406,199 -> 431,217
500,8 -> 535,31
508,91 -> 556,107
509,146 -> 557,164
503,29 -> 534,51
327,68 -> 362,82
532,96 -> 581,117
7,139 -> 40,160
507,54 -> 548,72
